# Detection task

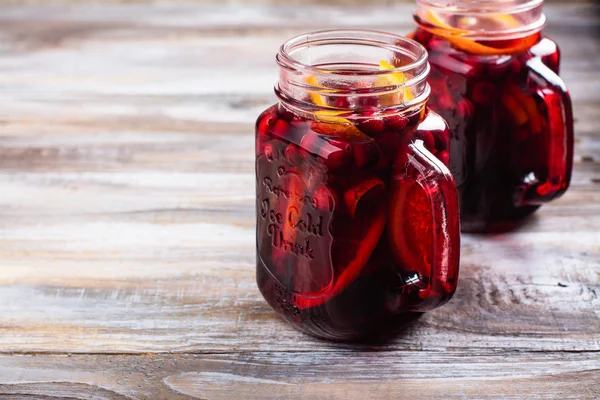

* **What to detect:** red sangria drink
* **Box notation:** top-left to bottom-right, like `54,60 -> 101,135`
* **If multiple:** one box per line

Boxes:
410,0 -> 574,233
256,31 -> 460,341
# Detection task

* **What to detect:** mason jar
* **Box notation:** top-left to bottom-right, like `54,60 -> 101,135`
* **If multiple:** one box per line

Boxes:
411,0 -> 574,232
256,30 -> 460,340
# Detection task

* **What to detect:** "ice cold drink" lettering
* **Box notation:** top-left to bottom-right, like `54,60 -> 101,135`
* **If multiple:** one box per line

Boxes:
260,198 -> 325,260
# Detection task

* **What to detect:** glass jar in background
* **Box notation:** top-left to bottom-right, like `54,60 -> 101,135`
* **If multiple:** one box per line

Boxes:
255,30 -> 460,341
410,0 -> 574,233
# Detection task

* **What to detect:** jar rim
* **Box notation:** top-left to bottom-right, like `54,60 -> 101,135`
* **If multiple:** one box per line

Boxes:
275,30 -> 431,115
414,0 -> 546,40
277,29 -> 429,78
416,0 -> 544,15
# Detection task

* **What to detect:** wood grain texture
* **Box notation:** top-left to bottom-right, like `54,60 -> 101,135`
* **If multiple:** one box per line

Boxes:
0,2 -> 598,398
0,352 -> 598,399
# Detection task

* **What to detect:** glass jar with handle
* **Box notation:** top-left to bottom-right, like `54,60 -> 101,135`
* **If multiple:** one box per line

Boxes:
256,30 -> 461,340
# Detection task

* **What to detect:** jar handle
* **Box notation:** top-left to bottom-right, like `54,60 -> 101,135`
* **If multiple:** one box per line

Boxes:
390,141 -> 460,312
514,57 -> 574,206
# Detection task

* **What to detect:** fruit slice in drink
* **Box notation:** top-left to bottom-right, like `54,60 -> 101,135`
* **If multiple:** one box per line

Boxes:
421,10 -> 539,56
293,176 -> 386,309
388,175 -> 433,280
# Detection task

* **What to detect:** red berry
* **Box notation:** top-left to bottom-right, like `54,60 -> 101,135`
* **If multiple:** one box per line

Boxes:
457,98 -> 474,119
257,112 -> 277,138
433,128 -> 450,152
470,81 -> 496,106
353,141 -> 380,169
508,58 -> 523,76
333,96 -> 351,109
487,59 -> 511,79
437,93 -> 455,111
427,37 -> 448,52
437,150 -> 450,167
272,119 -> 290,138
357,118 -> 386,136
284,143 -> 303,164
323,138 -> 353,170
354,107 -> 386,136
414,29 -> 433,45
462,56 -> 486,78
386,114 -> 409,131
299,133 -> 351,170
416,131 -> 435,152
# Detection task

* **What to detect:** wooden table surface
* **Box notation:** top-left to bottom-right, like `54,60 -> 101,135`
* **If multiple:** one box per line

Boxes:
0,3 -> 598,399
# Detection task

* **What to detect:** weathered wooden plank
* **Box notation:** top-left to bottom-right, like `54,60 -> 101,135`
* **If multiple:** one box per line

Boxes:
0,227 -> 597,353
0,352 -> 598,400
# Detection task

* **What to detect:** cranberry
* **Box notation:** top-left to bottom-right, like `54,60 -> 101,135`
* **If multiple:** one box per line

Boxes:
462,56 -> 486,78
322,139 -> 353,170
416,131 -> 435,152
300,133 -> 351,170
357,117 -> 386,136
457,98 -> 474,119
353,141 -> 380,169
414,29 -> 433,45
508,58 -> 523,76
433,128 -> 450,151
487,58 -> 512,79
427,37 -> 449,52
272,119 -> 291,138
469,81 -> 496,106
437,150 -> 450,167
285,143 -> 304,164
355,108 -> 386,136
333,96 -> 351,109
386,114 -> 409,131
437,93 -> 455,111
258,112 -> 277,139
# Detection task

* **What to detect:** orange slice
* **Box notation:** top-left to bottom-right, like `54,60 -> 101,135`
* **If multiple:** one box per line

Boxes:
306,75 -> 351,124
500,92 -> 529,127
376,60 -> 414,105
343,177 -> 385,217
388,176 -> 433,279
294,204 -> 386,309
506,84 -> 543,133
424,10 -> 538,56
293,176 -> 386,309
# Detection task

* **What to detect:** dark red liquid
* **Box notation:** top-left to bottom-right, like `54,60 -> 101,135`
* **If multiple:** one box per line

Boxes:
413,30 -> 573,232
256,104 -> 459,340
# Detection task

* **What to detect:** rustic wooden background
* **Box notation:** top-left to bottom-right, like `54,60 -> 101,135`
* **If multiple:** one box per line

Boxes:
0,2 -> 598,399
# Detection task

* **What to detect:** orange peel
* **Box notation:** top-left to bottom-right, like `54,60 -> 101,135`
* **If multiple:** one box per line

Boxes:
424,10 -> 538,56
